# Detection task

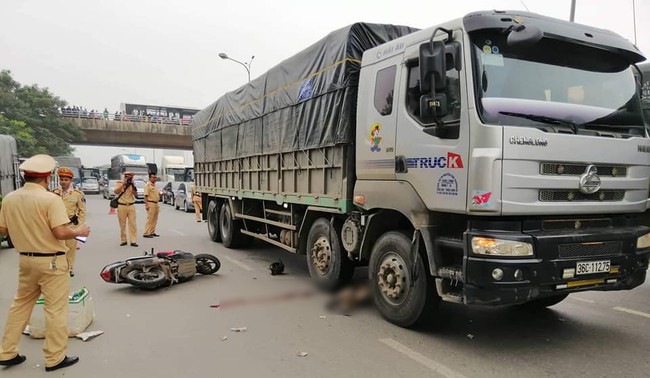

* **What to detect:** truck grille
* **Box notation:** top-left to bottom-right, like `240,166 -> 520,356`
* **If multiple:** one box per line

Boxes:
540,163 -> 627,177
542,218 -> 612,230
558,241 -> 622,259
539,190 -> 625,202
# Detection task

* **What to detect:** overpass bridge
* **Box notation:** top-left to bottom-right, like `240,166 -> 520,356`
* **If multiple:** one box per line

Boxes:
66,116 -> 193,150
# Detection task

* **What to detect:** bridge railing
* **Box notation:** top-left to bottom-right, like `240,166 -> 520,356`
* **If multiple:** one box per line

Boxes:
60,109 -> 192,126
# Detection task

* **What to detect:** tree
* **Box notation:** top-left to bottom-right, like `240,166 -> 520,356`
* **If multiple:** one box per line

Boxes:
0,70 -> 80,156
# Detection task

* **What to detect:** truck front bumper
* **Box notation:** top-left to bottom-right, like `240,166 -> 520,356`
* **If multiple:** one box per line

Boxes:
460,222 -> 650,306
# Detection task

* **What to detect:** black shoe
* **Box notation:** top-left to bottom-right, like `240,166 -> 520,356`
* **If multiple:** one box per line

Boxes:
152,234 -> 160,237
197,220 -> 201,223
120,242 -> 127,246
45,355 -> 79,372
131,243 -> 139,247
0,354 -> 26,366
69,271 -> 75,277
143,235 -> 153,238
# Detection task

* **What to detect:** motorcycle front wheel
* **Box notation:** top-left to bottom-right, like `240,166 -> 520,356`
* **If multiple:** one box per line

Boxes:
125,268 -> 167,289
195,254 -> 221,275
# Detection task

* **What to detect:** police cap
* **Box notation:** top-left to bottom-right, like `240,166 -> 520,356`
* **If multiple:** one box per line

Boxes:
124,172 -> 134,178
57,167 -> 74,178
19,154 -> 57,178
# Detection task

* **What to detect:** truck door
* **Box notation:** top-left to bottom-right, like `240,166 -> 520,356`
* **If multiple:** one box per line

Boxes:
356,54 -> 403,180
395,32 -> 470,213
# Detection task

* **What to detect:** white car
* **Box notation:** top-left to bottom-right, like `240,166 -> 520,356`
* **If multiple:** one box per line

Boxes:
80,178 -> 100,194
102,180 -> 119,200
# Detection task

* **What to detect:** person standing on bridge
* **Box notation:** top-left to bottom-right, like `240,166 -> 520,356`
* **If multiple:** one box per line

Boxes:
191,184 -> 202,222
114,172 -> 138,247
143,173 -> 160,238
52,167 -> 86,277
0,154 -> 90,371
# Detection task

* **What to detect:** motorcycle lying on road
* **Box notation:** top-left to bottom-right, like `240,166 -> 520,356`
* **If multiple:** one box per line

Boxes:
100,249 -> 221,289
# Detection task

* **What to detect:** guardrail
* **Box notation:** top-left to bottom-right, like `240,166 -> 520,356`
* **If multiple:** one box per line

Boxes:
60,110 -> 192,126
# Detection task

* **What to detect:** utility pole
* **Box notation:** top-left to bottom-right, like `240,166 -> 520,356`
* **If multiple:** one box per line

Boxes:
632,0 -> 637,45
570,0 -> 576,22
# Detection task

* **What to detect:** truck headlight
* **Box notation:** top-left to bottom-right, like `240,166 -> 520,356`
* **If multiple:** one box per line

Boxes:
637,232 -> 650,250
471,237 -> 533,256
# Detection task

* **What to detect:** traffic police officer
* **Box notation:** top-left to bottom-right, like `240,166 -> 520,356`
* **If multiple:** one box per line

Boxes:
0,154 -> 90,371
191,184 -> 202,222
114,172 -> 138,246
52,167 -> 86,277
143,173 -> 160,238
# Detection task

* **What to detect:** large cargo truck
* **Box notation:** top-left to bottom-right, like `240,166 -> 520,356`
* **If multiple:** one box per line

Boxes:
0,134 -> 20,248
110,154 -> 148,181
160,155 -> 188,182
193,11 -> 650,327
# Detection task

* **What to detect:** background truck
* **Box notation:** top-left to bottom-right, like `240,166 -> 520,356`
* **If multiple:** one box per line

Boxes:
160,155 -> 188,182
110,154 -> 149,181
192,11 -> 650,327
0,134 -> 20,248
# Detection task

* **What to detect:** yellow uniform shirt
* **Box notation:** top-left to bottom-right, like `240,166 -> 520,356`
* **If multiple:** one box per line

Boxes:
114,180 -> 137,204
52,187 -> 86,225
191,184 -> 200,198
145,181 -> 160,202
0,183 -> 70,253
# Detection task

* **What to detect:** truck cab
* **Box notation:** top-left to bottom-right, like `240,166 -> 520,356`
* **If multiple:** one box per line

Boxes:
355,11 -> 649,324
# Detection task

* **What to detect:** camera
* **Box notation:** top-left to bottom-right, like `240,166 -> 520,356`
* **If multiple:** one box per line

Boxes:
126,177 -> 133,185
69,215 -> 79,225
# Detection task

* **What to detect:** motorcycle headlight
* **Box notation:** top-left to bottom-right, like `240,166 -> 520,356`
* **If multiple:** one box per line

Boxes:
471,237 -> 533,256
637,232 -> 650,250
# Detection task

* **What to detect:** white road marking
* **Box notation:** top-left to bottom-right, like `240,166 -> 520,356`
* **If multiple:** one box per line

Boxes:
379,338 -> 467,378
222,255 -> 255,271
571,297 -> 595,304
171,229 -> 186,236
612,306 -> 650,319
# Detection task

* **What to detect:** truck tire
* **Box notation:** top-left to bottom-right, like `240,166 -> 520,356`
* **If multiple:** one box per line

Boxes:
306,218 -> 354,290
207,200 -> 222,242
369,231 -> 440,328
219,201 -> 251,248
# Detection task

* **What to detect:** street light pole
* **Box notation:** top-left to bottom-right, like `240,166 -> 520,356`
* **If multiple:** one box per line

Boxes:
218,53 -> 254,82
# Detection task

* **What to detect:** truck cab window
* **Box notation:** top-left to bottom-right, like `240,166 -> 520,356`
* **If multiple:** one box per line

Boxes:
374,66 -> 397,115
406,63 -> 461,125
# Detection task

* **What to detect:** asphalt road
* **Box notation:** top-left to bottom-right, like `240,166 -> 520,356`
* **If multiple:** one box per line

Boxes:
0,196 -> 649,377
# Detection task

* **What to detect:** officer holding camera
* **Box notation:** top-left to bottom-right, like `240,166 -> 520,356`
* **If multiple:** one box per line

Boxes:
52,167 -> 86,277
113,172 -> 138,247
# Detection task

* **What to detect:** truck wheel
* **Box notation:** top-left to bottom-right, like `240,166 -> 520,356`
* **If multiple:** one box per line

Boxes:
175,198 -> 179,210
219,201 -> 251,248
306,218 -> 354,290
207,200 -> 222,242
369,231 -> 439,328
519,294 -> 569,310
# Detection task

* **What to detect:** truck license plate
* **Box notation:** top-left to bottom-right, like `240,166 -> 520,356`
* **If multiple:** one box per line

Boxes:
576,260 -> 610,275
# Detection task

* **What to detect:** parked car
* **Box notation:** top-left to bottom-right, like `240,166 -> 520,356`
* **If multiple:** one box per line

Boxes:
80,177 -> 100,194
102,180 -> 119,200
134,180 -> 145,202
155,181 -> 166,202
174,182 -> 195,212
162,181 -> 182,205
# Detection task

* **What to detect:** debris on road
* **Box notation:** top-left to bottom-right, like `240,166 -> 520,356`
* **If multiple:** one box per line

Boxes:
319,315 -> 326,319
210,289 -> 316,310
268,259 -> 285,275
230,327 -> 248,332
296,350 -> 308,357
221,336 -> 228,341
75,330 -> 104,342
466,334 -> 474,339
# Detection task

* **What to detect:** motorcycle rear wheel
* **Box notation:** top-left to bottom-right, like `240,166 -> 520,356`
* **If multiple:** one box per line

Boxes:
195,254 -> 221,275
125,268 -> 167,289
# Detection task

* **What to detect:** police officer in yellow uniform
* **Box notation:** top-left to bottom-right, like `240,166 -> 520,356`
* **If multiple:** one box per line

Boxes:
0,154 -> 90,371
191,184 -> 202,222
114,172 -> 138,246
143,173 -> 160,238
52,167 -> 86,277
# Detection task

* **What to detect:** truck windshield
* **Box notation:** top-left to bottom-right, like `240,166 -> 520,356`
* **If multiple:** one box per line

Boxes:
470,30 -> 646,137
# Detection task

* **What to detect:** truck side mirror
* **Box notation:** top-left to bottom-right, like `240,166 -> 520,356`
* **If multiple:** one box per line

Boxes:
419,40 -> 446,94
506,24 -> 543,48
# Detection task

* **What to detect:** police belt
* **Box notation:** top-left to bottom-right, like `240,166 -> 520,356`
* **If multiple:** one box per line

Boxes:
146,200 -> 159,204
20,251 -> 66,257
118,202 -> 134,206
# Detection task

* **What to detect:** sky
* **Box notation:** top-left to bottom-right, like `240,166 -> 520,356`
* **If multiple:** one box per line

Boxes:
1,0 -> 648,166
